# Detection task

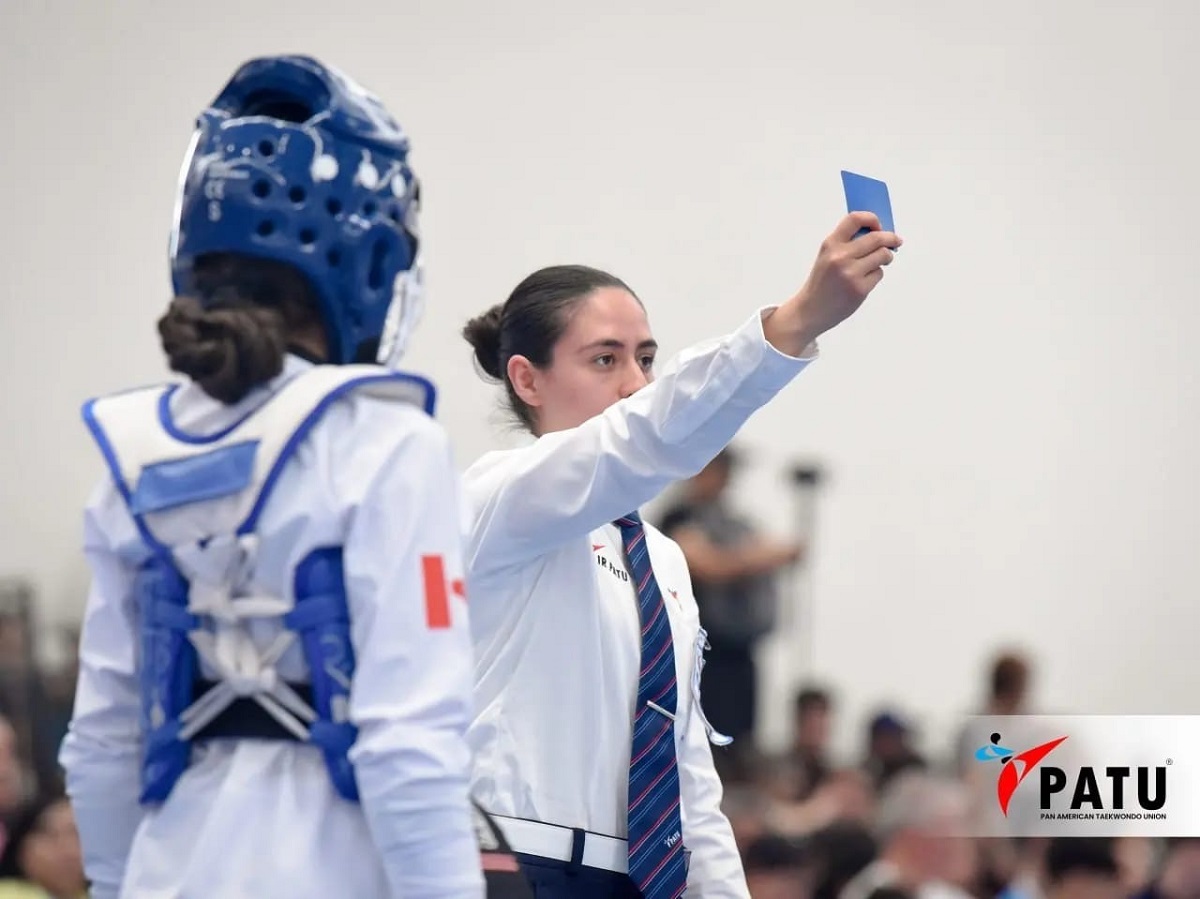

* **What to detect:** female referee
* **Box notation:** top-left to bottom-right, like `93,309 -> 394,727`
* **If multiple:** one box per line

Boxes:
461,213 -> 901,898
59,55 -> 484,899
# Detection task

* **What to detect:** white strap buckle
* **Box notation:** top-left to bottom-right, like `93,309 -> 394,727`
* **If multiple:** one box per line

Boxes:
171,534 -> 319,742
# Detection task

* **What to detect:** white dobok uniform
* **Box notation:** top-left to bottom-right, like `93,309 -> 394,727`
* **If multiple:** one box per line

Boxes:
60,355 -> 485,899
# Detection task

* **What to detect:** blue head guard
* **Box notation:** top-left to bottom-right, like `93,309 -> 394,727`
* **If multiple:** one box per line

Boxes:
169,55 -> 423,365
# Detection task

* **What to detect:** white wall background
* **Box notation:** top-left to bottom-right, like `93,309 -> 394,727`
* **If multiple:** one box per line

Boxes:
2,0 -> 1198,761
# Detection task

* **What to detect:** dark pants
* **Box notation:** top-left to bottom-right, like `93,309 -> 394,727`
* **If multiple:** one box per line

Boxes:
515,855 -> 643,899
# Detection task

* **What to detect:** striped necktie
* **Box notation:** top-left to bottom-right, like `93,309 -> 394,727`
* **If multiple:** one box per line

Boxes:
614,513 -> 688,899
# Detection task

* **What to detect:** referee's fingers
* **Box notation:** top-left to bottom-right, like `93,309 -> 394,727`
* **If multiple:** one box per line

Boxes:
846,229 -> 902,260
832,211 -> 881,243
854,245 -> 897,274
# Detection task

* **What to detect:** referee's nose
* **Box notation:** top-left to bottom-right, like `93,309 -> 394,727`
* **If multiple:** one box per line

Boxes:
619,358 -> 651,399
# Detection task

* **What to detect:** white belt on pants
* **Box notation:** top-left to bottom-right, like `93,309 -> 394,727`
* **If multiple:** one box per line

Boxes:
492,815 -> 628,874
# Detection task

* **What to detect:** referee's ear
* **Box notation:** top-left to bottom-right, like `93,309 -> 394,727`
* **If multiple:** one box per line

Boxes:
506,354 -> 543,412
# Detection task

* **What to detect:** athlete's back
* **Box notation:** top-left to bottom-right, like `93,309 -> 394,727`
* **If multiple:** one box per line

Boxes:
66,357 -> 476,898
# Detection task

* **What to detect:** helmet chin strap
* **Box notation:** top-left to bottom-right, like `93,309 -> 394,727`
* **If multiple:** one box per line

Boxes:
376,254 -> 425,370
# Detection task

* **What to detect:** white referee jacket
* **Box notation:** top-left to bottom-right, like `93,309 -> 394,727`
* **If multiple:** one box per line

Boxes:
463,308 -> 817,897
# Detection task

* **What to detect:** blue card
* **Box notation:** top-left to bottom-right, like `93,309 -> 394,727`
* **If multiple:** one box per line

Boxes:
841,170 -> 894,237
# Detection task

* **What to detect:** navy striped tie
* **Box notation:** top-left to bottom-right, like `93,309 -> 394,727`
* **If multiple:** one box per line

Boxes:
614,513 -> 688,899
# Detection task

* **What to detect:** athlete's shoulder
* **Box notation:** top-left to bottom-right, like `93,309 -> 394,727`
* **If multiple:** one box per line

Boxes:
79,379 -> 176,445
310,371 -> 453,500
313,364 -> 436,413
326,382 -> 446,448
81,378 -> 174,408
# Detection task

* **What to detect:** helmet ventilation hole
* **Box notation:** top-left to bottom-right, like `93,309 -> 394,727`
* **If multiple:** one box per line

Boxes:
367,239 -> 387,291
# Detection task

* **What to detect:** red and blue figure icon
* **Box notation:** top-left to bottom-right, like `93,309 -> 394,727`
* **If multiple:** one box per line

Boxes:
976,731 -> 1069,816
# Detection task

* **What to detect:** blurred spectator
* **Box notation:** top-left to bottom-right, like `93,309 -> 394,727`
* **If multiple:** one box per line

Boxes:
1042,837 -> 1122,899
821,769 -> 876,829
0,795 -> 85,899
0,587 -> 73,802
971,838 -> 1022,897
770,684 -> 836,803
0,718 -> 28,843
1115,837 -> 1157,897
956,649 -> 1035,777
721,784 -> 775,852
29,628 -> 79,800
863,711 -> 927,793
965,828 -> 1157,899
1134,838 -> 1200,899
770,768 -> 876,838
840,771 -> 976,899
742,833 -> 812,899
805,820 -> 877,899
658,447 -> 803,746
996,838 -> 1048,899
0,606 -> 36,794
711,740 -> 770,791
986,651 -> 1033,717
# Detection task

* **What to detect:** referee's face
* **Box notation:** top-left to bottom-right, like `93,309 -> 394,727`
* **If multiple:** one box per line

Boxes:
528,286 -> 657,434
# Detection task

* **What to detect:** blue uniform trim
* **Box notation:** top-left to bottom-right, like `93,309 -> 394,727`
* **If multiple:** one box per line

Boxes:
130,440 -> 259,514
157,384 -> 265,446
239,371 -> 435,534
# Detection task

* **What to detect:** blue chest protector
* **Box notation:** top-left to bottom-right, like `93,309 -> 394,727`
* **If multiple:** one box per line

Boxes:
82,364 -> 435,805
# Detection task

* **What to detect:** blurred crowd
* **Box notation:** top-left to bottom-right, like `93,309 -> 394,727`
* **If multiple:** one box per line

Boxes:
0,448 -> 1196,898
704,667 -> 1200,898
652,450 -> 1200,899
0,582 -> 85,898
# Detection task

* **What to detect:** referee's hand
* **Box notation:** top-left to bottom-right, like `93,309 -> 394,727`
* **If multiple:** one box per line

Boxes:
764,212 -> 903,356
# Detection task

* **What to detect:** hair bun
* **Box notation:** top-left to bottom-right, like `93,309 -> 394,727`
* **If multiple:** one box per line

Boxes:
461,303 -> 505,380
158,296 -> 286,403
